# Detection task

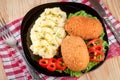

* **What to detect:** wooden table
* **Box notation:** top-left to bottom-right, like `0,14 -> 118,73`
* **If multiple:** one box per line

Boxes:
0,0 -> 120,80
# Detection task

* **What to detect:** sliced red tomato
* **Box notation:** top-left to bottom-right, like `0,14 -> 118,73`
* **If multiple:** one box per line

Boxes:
39,58 -> 49,68
56,58 -> 66,71
87,38 -> 102,49
89,49 -> 105,62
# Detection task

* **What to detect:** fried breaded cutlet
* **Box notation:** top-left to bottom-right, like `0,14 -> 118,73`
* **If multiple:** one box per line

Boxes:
65,16 -> 103,40
61,36 -> 89,71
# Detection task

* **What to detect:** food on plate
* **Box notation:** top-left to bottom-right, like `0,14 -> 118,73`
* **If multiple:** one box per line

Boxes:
87,38 -> 105,62
34,10 -> 108,77
30,7 -> 67,58
39,58 -> 66,71
61,36 -> 89,71
65,16 -> 103,40
55,58 -> 66,71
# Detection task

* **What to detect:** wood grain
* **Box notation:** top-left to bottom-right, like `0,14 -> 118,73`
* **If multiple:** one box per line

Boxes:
0,0 -> 120,80
102,0 -> 120,21
0,59 -> 7,80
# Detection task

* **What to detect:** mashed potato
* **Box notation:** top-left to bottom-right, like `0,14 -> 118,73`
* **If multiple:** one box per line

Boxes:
30,7 -> 67,58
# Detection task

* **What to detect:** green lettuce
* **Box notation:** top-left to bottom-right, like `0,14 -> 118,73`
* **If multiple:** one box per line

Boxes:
99,32 -> 109,53
64,68 -> 83,77
68,10 -> 96,18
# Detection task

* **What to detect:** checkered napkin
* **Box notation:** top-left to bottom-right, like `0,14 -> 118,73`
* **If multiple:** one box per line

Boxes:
0,0 -> 120,80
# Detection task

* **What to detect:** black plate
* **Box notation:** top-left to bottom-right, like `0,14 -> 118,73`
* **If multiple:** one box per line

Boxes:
21,2 -> 108,77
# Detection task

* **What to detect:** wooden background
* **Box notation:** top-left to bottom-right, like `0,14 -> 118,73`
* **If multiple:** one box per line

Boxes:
0,0 -> 120,80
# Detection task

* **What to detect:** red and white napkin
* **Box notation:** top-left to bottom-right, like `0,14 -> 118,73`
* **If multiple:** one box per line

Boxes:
0,0 -> 120,80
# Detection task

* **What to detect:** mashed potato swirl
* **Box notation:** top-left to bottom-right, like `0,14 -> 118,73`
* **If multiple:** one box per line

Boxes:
30,7 -> 67,58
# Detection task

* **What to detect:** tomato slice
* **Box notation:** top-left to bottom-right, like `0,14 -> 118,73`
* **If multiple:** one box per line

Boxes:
87,38 -> 102,49
56,58 -> 66,71
39,58 -> 49,68
89,49 -> 105,62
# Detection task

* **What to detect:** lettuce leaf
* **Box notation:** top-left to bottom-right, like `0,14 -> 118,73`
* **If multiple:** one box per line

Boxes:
84,61 -> 98,72
64,68 -> 83,77
68,10 -> 96,18
99,32 -> 109,53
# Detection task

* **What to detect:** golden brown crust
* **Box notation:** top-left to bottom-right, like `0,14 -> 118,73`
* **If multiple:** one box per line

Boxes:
65,16 -> 103,40
61,36 -> 89,71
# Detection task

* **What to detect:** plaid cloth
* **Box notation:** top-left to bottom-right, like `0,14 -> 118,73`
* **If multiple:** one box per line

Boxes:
0,0 -> 120,80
